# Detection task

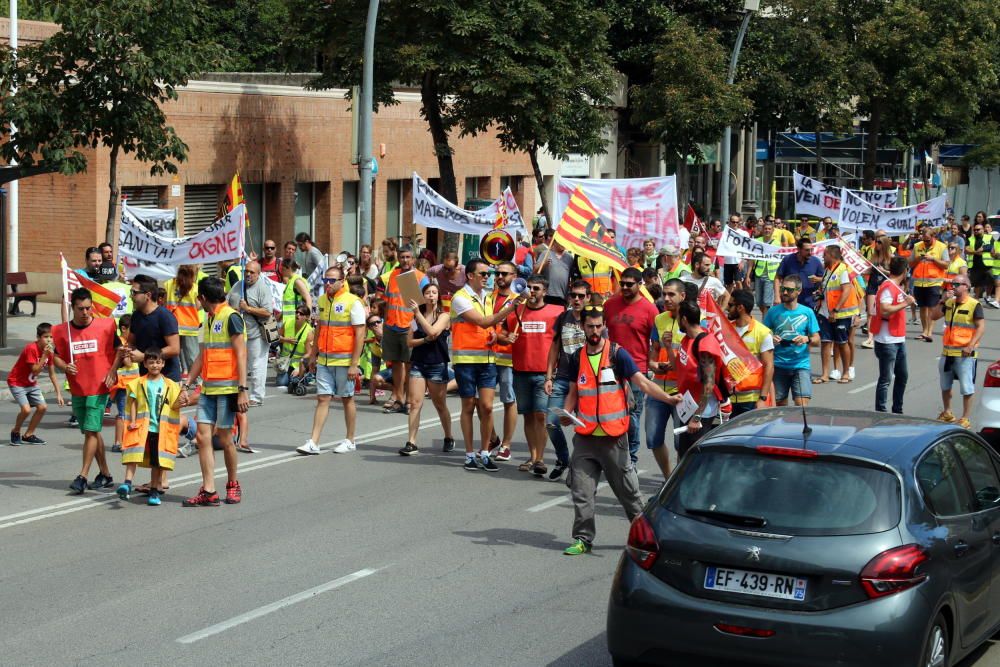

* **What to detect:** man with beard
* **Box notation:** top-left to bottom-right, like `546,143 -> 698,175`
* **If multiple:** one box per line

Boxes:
726,289 -> 774,416
489,261 -> 518,461
259,240 -> 282,282
645,278 -> 687,478
558,306 -> 681,556
763,275 -> 821,406
504,275 -> 563,475
682,251 -> 729,309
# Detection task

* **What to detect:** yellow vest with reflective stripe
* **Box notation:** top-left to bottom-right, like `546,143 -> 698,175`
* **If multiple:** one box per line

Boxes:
753,236 -> 780,280
282,274 -> 309,333
165,273 -> 206,336
451,288 -> 497,365
942,297 -> 980,358
734,319 -> 772,404
316,289 -> 360,367
202,303 -> 241,395
121,376 -> 182,471
281,321 -> 313,360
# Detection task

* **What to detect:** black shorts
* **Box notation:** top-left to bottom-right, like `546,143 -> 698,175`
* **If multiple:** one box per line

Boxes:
970,265 -> 993,290
913,285 -> 942,308
723,264 -> 739,286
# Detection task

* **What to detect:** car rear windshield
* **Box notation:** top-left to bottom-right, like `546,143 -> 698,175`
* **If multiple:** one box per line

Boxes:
665,450 -> 901,536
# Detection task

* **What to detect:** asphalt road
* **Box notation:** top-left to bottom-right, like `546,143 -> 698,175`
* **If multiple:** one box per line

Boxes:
2,307 -> 1000,667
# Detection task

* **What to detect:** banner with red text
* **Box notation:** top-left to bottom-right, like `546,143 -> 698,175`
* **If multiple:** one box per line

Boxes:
555,176 -> 680,251
118,204 -> 246,266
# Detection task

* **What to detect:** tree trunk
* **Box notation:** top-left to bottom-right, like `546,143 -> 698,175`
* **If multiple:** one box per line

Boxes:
420,71 -> 458,205
863,100 -> 883,189
529,144 -> 550,228
105,143 -> 120,246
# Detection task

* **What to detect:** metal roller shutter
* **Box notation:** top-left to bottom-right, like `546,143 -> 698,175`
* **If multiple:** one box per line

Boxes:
183,185 -> 222,276
121,186 -> 161,209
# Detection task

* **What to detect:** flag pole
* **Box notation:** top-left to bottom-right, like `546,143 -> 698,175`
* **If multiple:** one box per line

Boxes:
534,240 -> 554,275
59,254 -> 75,364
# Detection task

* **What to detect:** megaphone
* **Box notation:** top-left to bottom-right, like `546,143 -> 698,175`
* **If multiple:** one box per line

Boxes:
334,252 -> 348,266
511,277 -> 528,295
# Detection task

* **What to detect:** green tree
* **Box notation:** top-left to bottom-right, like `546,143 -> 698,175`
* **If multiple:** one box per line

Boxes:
202,0 -> 312,72
448,0 -> 616,222
8,0 -> 219,243
630,14 -> 751,164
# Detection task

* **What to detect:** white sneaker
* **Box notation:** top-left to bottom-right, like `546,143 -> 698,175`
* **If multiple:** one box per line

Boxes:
848,367 -> 856,380
332,439 -> 356,454
296,439 -> 321,456
829,369 -> 842,381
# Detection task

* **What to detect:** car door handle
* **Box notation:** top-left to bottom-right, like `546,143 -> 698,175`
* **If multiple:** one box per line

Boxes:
993,533 -> 1000,547
954,542 -> 970,557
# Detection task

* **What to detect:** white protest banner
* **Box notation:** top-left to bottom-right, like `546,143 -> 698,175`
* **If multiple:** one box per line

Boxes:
555,176 -> 680,251
120,201 -> 179,280
716,225 -> 840,262
412,173 -> 525,235
119,204 -> 245,265
838,189 -> 947,236
793,171 -> 898,219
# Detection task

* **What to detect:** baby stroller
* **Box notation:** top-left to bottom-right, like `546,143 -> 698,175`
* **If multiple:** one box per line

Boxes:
288,371 -> 316,396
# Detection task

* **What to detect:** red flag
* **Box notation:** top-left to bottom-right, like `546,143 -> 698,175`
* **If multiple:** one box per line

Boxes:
60,253 -> 123,318
684,204 -> 707,236
697,294 -> 763,385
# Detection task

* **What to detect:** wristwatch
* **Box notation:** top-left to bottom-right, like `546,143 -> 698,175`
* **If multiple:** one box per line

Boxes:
238,385 -> 249,392
759,394 -> 769,401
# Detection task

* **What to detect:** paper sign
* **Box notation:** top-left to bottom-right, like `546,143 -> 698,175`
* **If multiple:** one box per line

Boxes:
549,407 -> 585,428
676,391 -> 700,424
396,270 -> 426,308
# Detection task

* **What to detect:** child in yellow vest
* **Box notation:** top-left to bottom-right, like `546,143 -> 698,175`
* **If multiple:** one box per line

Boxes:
116,349 -> 187,506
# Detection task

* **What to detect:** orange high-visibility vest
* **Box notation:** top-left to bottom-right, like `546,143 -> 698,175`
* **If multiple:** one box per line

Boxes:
652,311 -> 681,393
165,274 -> 205,336
733,318 -> 771,404
202,303 -> 240,395
121,376 -> 182,471
384,268 -> 426,329
823,263 -> 860,319
912,240 -> 948,287
942,297 -> 980,357
451,287 -> 496,365
316,287 -> 361,367
575,343 -> 630,438
577,257 -> 613,295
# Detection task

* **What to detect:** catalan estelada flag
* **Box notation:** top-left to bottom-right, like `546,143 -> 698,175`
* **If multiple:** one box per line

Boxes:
222,172 -> 249,227
60,253 -> 123,318
554,187 -> 628,272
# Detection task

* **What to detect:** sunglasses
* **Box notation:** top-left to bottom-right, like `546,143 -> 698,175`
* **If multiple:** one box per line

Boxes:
529,286 -> 544,292
367,318 -> 382,326
496,271 -> 514,277
619,281 -> 637,288
780,287 -> 799,293
322,277 -> 340,285
130,289 -> 146,296
475,271 -> 492,277
264,246 -> 276,250
569,293 -> 588,300
582,305 -> 604,313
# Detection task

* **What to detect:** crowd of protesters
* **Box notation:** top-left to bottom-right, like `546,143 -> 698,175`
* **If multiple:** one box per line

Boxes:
7,209 -> 995,552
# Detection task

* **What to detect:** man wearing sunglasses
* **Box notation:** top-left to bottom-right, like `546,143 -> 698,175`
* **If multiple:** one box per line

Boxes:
426,250 -> 465,312
451,258 -> 524,471
121,274 -> 182,382
259,240 -> 282,282
490,261 -> 519,461
603,266 -> 659,467
763,275 -> 820,406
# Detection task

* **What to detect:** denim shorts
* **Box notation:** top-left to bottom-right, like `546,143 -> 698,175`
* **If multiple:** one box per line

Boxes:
939,356 -> 977,396
818,314 -> 851,344
410,361 -> 449,384
773,367 -> 812,401
9,384 -> 44,408
316,364 -> 356,398
496,365 -> 516,404
513,372 -> 548,415
197,393 -> 237,429
454,363 -> 497,399
112,390 -> 126,417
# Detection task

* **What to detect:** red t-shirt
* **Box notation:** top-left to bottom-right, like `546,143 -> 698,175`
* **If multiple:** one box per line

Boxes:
677,331 -> 724,402
603,294 -> 658,373
52,317 -> 118,396
8,341 -> 50,387
260,257 -> 282,282
506,304 -> 563,372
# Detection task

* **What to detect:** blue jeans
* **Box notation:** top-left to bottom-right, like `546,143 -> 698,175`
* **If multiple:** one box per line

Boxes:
644,394 -> 677,451
627,378 -> 644,466
874,342 -> 908,413
545,378 -> 571,466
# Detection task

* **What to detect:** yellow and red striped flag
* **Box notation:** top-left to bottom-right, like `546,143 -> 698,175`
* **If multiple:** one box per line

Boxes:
553,187 -> 628,272
222,171 -> 249,227
60,253 -> 123,318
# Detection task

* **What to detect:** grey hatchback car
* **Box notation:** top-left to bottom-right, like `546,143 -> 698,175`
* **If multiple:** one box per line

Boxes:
607,408 -> 1000,667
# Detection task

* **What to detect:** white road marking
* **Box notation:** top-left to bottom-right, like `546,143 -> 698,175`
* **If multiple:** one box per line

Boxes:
175,567 -> 381,644
848,381 -> 878,394
0,403 -> 485,530
526,470 -> 646,513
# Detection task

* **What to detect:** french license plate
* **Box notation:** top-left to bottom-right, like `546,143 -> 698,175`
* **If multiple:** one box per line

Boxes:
704,566 -> 807,601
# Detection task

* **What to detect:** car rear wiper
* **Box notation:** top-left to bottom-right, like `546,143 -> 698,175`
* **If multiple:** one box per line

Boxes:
686,507 -> 767,528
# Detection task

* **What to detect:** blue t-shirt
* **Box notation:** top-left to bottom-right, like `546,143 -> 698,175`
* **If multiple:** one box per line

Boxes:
763,304 -> 819,371
130,306 -> 182,382
776,254 -> 824,307
129,376 -> 166,432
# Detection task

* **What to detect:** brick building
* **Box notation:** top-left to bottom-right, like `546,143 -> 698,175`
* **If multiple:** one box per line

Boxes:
1,19 -> 536,298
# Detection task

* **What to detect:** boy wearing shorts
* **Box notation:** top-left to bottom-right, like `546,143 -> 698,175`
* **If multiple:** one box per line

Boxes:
8,322 -> 64,445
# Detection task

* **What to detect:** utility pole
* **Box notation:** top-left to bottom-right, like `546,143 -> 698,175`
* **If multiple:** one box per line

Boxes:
8,0 -> 18,272
357,0 -> 379,248
719,0 -> 757,221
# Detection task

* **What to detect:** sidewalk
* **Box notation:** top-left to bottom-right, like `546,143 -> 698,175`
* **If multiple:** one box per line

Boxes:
0,302 -> 65,401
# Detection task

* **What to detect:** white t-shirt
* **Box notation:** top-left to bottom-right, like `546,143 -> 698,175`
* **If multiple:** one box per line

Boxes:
874,289 -> 906,345
450,285 -> 488,318
683,274 -> 727,302
348,300 -> 366,326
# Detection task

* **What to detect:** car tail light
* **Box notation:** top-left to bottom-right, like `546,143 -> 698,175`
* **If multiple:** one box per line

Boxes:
860,544 -> 928,599
756,445 -> 818,459
626,515 -> 658,570
714,623 -> 776,638
984,362 -> 1000,388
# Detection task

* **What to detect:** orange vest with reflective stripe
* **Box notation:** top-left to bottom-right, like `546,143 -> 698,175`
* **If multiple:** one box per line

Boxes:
202,303 -> 240,395
912,240 -> 947,287
577,257 -> 613,295
823,263 -> 860,318
493,290 -> 513,367
316,287 -> 361,367
165,274 -> 205,336
384,268 -> 425,329
121,376 -> 181,471
575,343 -> 630,438
942,297 -> 980,357
451,288 -> 496,365
734,319 -> 770,403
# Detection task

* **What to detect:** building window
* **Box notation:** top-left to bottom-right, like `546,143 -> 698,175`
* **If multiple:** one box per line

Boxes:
342,181 -> 359,253
386,180 -> 402,243
243,183 -> 265,254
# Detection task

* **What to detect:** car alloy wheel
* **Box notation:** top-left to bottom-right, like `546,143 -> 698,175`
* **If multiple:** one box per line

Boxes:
923,614 -> 948,667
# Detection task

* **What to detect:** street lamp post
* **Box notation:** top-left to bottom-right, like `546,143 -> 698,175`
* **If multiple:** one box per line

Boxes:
357,0 -> 379,248
8,0 -> 17,272
719,0 -> 757,222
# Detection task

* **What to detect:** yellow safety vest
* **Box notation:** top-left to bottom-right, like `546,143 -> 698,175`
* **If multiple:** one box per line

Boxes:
316,288 -> 361,367
942,297 -> 981,358
734,319 -> 772,404
202,303 -> 242,395
451,288 -> 497,365
121,376 -> 182,471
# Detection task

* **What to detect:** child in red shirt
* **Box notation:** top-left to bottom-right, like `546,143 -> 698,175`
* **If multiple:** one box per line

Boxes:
8,322 -> 65,444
